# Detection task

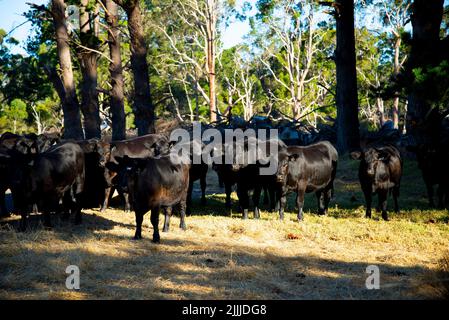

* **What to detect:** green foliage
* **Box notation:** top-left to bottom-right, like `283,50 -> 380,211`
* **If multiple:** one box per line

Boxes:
412,60 -> 449,107
0,99 -> 28,133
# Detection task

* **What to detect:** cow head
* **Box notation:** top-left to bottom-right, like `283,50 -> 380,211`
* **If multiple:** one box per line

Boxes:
144,135 -> 170,156
107,156 -> 147,194
97,141 -> 112,168
351,148 -> 391,177
14,136 -> 38,155
36,133 -> 60,153
275,150 -> 299,183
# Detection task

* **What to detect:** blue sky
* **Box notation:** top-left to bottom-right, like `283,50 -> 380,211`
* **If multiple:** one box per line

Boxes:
0,0 -> 255,55
1,0 -> 448,55
0,0 -> 47,54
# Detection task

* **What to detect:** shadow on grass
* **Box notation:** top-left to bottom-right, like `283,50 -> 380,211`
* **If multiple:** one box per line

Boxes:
0,232 -> 440,299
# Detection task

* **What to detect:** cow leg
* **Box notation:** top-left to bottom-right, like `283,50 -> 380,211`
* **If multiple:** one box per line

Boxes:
0,187 -> 9,217
323,188 -> 332,214
179,200 -> 187,230
134,211 -> 144,240
392,186 -> 400,213
296,189 -> 306,222
101,186 -> 113,212
378,189 -> 389,221
19,213 -> 28,232
362,186 -> 372,219
122,192 -> 131,213
73,196 -> 82,225
268,187 -> 276,212
150,206 -> 161,243
263,186 -> 269,206
62,192 -> 71,221
237,185 -> 249,219
225,182 -> 232,209
425,181 -> 435,207
42,210 -> 52,228
316,191 -> 325,215
162,207 -> 171,232
218,173 -> 224,188
437,184 -> 445,209
253,185 -> 261,219
186,179 -> 193,215
278,194 -> 287,221
200,174 -> 207,205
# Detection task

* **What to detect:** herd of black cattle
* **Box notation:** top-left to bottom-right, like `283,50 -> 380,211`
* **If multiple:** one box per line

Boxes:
0,128 -> 447,243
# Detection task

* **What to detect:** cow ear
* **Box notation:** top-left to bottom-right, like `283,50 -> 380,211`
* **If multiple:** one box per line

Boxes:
350,151 -> 362,160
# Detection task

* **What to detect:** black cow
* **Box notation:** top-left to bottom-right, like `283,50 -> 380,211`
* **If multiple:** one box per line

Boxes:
351,145 -> 402,221
76,139 -> 107,209
186,163 -> 208,215
213,163 -> 238,209
109,153 -> 190,243
225,137 -> 286,219
10,141 -> 85,230
0,133 -> 40,217
406,144 -> 449,208
276,141 -> 338,221
100,134 -> 169,212
36,133 -> 60,153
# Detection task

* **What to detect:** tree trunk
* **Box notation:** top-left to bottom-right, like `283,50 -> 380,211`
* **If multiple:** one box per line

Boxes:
406,0 -> 444,137
392,37 -> 401,129
116,0 -> 155,135
79,0 -> 101,139
377,97 -> 385,127
335,0 -> 360,153
51,0 -> 83,139
207,0 -> 217,123
104,0 -> 126,140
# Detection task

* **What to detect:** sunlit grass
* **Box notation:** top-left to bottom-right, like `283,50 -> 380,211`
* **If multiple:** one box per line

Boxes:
0,158 -> 448,299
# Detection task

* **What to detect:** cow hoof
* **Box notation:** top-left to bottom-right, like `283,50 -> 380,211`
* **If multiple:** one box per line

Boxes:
180,224 -> 187,231
133,235 -> 142,240
152,237 -> 160,243
162,227 -> 169,233
201,198 -> 207,205
382,215 -> 389,221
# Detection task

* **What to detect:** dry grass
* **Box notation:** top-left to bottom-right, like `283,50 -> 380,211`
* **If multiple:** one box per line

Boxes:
0,159 -> 448,300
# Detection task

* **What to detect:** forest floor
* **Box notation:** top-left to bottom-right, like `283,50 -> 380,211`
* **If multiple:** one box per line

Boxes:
0,158 -> 448,299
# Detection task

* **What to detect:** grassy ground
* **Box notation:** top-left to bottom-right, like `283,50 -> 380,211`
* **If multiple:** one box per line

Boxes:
0,158 -> 448,299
